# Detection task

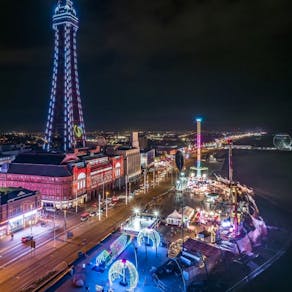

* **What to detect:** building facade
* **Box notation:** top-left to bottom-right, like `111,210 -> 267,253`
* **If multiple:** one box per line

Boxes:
114,147 -> 141,183
0,152 -> 123,209
0,187 -> 41,237
140,148 -> 155,169
72,154 -> 124,202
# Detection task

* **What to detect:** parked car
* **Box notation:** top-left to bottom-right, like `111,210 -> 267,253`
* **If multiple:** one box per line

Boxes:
111,196 -> 119,203
80,213 -> 90,221
108,202 -> 116,208
90,211 -> 97,217
21,235 -> 33,243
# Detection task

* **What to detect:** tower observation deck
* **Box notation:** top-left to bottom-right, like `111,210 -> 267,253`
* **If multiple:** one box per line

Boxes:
43,0 -> 86,152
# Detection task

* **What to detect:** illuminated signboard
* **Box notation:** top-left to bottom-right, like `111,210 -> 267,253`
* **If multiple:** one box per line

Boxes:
74,124 -> 83,138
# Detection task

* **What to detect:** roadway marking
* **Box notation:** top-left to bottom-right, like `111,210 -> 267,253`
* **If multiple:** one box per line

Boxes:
0,185 -> 174,272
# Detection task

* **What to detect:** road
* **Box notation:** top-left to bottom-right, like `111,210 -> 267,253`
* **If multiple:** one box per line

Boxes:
0,169 -> 176,292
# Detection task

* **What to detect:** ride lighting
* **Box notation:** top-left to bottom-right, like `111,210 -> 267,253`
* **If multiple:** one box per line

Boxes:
221,220 -> 231,228
133,208 -> 140,215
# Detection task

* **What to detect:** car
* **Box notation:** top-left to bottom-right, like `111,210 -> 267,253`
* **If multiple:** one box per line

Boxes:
112,197 -> 119,203
21,235 -> 33,243
117,195 -> 126,200
90,211 -> 97,217
80,213 -> 90,221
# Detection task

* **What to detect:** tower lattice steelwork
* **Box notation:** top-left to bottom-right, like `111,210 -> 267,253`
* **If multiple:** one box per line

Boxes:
43,0 -> 86,152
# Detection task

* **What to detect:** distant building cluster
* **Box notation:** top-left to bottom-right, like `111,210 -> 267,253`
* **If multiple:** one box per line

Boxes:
0,130 -> 190,236
0,0 -> 188,237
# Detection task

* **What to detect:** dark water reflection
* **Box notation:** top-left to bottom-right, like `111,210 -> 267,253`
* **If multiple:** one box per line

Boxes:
219,137 -> 292,291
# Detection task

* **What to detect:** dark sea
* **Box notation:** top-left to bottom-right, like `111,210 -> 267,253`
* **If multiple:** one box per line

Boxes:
220,134 -> 292,291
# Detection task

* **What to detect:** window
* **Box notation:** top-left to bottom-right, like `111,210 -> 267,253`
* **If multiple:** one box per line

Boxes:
77,172 -> 86,190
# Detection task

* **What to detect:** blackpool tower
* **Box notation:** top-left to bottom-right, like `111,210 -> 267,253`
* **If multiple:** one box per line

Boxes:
43,0 -> 86,152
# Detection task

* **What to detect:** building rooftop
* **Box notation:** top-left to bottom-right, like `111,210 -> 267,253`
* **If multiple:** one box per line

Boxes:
183,238 -> 222,258
117,145 -> 134,150
7,163 -> 72,177
81,153 -> 107,161
140,148 -> 154,153
13,152 -> 67,165
0,187 -> 37,205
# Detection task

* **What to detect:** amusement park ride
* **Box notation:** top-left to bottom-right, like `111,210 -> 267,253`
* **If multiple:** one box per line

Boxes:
175,117 -> 267,255
72,116 -> 268,290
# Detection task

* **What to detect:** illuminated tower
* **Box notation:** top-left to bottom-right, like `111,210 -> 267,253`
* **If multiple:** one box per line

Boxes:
228,139 -> 233,182
43,0 -> 86,152
196,117 -> 202,177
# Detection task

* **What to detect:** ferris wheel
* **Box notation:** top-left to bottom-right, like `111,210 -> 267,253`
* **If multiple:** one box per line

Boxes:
273,133 -> 292,150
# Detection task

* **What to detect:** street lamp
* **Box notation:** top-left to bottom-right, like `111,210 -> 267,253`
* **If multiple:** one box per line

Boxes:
125,175 -> 128,205
133,242 -> 138,269
30,204 -> 33,237
63,208 -> 67,231
53,207 -> 56,248
75,191 -> 78,214
98,193 -> 101,221
143,169 -> 147,194
153,166 -> 155,188
106,191 -> 109,218
125,156 -> 129,205
102,172 -> 105,201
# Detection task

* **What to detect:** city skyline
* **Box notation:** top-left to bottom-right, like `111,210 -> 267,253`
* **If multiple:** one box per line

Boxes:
0,0 -> 291,132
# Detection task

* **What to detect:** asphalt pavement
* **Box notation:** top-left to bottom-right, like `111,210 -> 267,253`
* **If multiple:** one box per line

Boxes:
0,168 -> 175,292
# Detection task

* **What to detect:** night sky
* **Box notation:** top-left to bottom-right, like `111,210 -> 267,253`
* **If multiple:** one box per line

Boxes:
0,0 -> 291,132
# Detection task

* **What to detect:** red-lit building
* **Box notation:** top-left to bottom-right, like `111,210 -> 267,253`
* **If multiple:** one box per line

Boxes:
72,153 -> 124,203
0,151 -> 123,210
